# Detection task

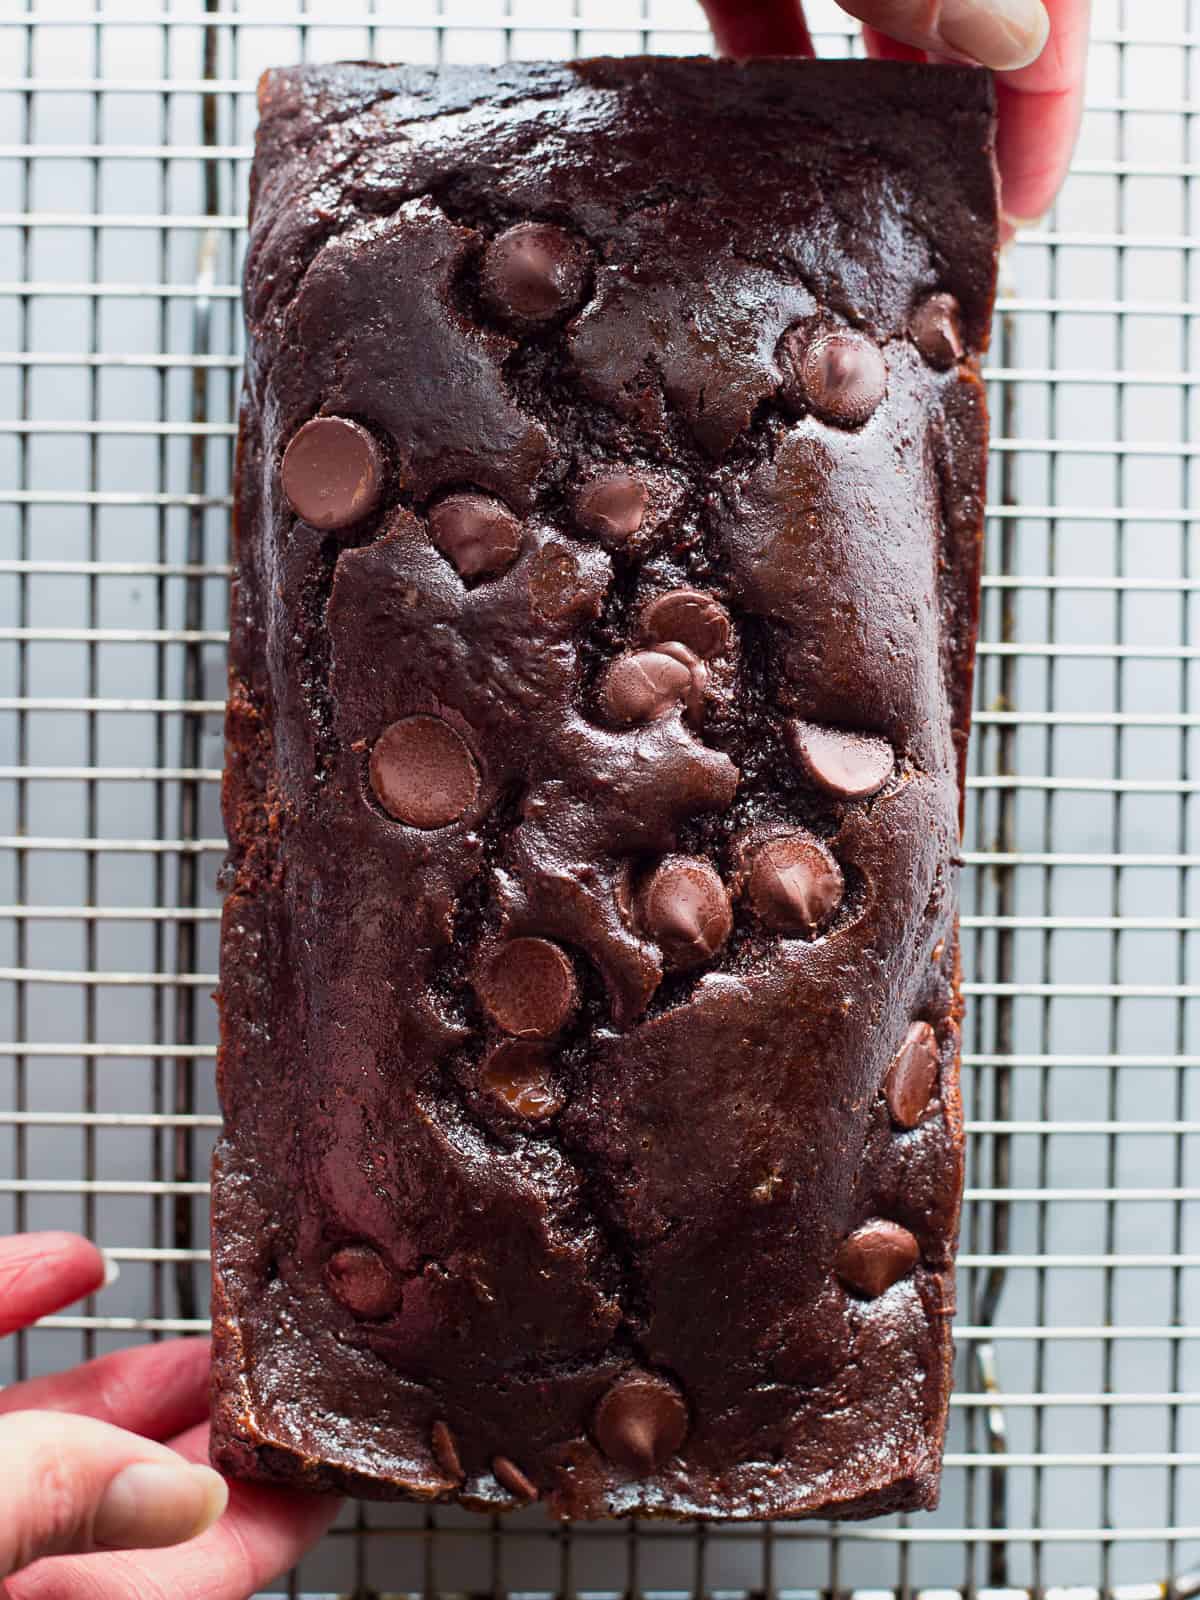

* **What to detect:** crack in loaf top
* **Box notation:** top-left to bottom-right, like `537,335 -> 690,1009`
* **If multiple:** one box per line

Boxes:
213,55 -> 998,1523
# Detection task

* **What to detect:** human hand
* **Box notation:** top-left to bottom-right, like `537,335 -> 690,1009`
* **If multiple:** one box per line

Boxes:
700,0 -> 1091,236
0,1232 -> 339,1599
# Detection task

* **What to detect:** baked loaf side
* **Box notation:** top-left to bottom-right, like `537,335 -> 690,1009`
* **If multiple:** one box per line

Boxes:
213,57 -> 998,1522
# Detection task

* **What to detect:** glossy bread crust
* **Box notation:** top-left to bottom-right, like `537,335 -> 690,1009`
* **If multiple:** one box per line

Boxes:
212,57 -> 998,1521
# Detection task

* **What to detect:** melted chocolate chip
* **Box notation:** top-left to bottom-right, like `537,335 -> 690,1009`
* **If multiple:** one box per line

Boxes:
746,834 -> 843,936
480,222 -> 591,329
654,641 -> 708,722
835,1220 -> 920,1299
326,1243 -> 401,1319
475,938 -> 578,1040
636,856 -> 732,972
640,589 -> 733,660
911,292 -> 964,369
778,324 -> 885,428
281,416 -> 384,530
369,715 -> 480,829
431,1420 -> 464,1483
492,1455 -> 538,1500
592,1373 -> 689,1474
601,648 -> 704,726
884,1020 -> 939,1129
482,1039 -> 563,1120
574,472 -> 649,544
786,720 -> 894,800
429,492 -> 522,580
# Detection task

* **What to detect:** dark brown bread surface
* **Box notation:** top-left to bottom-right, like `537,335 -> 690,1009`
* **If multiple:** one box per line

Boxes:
212,57 -> 998,1521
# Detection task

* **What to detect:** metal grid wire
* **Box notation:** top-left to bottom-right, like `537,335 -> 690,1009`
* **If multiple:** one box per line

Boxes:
3,0 -> 1200,1594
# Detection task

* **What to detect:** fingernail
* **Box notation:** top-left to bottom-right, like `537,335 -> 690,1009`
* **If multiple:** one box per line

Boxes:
1003,212 -> 1044,232
1000,211 -> 1043,246
94,1462 -> 228,1550
937,0 -> 1050,70
101,1254 -> 121,1288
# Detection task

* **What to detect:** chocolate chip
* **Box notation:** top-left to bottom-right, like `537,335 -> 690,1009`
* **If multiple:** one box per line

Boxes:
492,1455 -> 538,1501
778,324 -> 885,428
786,720 -> 894,800
640,589 -> 732,660
281,416 -> 384,530
592,1373 -> 689,1474
746,833 -> 843,936
835,1220 -> 920,1299
326,1243 -> 401,1319
574,472 -> 649,544
431,1420 -> 464,1483
884,1020 -> 939,1129
429,492 -> 522,580
482,1039 -> 563,1120
369,715 -> 480,829
601,648 -> 705,726
636,856 -> 732,972
654,641 -> 707,722
480,222 -> 590,329
911,292 -> 964,369
475,937 -> 578,1040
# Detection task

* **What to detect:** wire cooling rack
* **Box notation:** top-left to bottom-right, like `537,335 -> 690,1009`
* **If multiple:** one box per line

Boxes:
2,0 -> 1200,1595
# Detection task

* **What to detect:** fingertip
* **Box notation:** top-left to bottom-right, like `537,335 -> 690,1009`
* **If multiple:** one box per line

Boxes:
28,1231 -> 106,1277
994,76 -> 1083,229
699,0 -> 815,58
93,1462 -> 229,1552
938,0 -> 1051,71
189,1467 -> 231,1540
0,1234 -> 108,1335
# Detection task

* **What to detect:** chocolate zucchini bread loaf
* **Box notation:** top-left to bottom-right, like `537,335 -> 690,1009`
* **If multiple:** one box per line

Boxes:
212,56 -> 998,1521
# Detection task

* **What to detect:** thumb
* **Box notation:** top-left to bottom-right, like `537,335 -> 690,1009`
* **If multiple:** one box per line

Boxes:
0,1410 -> 228,1579
840,0 -> 1050,70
